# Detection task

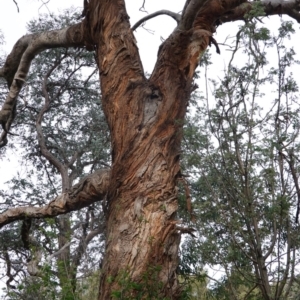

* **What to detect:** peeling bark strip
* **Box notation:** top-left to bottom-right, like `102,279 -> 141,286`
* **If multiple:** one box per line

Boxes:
81,0 -> 300,299
0,169 -> 110,228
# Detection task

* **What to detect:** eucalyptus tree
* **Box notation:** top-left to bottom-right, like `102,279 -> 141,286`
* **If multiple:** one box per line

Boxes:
1,0 -> 300,299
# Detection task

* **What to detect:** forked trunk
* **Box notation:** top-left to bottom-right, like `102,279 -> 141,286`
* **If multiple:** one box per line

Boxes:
83,0 -> 211,299
97,53 -> 190,297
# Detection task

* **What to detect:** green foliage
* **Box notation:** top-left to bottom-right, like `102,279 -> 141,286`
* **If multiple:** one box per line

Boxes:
110,266 -> 170,300
244,1 -> 265,20
76,270 -> 101,300
3,264 -> 58,300
180,19 -> 300,299
0,8 -> 110,299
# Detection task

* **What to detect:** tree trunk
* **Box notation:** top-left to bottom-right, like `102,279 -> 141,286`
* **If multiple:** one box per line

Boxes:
83,0 -> 210,299
57,215 -> 73,299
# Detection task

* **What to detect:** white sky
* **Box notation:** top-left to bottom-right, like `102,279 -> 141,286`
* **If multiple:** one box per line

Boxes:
0,0 -> 188,72
0,0 -> 225,184
0,0 -> 236,73
0,0 -> 189,185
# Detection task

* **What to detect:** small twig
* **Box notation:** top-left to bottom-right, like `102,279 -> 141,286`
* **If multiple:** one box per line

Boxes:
139,0 -> 147,12
12,0 -> 19,12
38,0 -> 51,14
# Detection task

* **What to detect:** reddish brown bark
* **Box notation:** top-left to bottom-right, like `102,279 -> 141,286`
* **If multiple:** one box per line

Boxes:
80,0 -> 252,298
83,0 -> 257,297
84,0 -> 210,298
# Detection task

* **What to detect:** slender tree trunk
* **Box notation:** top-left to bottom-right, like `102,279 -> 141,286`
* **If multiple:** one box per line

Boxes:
57,215 -> 72,299
57,175 -> 72,298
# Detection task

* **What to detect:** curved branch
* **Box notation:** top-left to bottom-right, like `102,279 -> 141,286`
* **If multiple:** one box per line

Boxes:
36,54 -> 70,183
0,22 -> 86,147
180,0 -> 300,32
0,168 -> 110,229
131,10 -> 181,31
12,0 -> 19,12
220,0 -> 300,24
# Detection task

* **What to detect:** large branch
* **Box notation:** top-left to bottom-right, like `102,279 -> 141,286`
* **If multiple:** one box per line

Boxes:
0,22 -> 87,147
0,168 -> 110,229
179,0 -> 300,32
220,0 -> 300,23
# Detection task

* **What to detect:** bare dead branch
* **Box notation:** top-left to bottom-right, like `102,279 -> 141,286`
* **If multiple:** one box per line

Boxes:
38,0 -> 51,14
131,10 -> 181,31
0,169 -> 110,229
46,241 -> 73,263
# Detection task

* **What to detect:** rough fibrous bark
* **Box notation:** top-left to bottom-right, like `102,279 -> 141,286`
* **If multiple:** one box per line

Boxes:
83,0 -> 245,298
0,169 -> 110,228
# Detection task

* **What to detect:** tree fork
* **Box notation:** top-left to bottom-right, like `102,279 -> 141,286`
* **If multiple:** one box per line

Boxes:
84,0 -> 209,298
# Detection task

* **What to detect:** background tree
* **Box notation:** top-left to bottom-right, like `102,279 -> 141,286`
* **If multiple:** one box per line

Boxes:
181,19 -> 300,300
1,0 -> 300,299
0,9 -> 110,299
